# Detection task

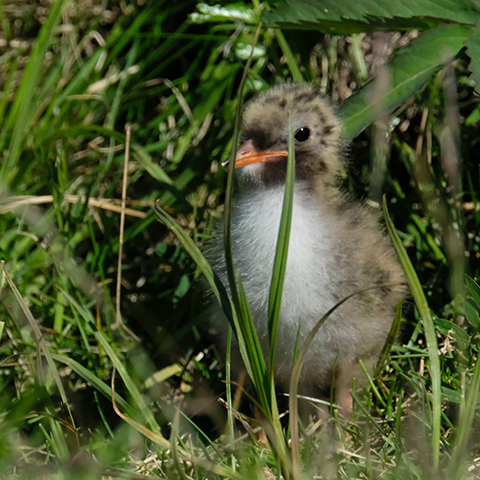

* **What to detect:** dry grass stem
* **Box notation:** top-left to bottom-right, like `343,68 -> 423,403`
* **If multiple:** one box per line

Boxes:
0,194 -> 150,217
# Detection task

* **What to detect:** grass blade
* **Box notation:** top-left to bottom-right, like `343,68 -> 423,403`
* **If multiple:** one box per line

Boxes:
50,353 -> 132,415
274,29 -> 304,82
61,284 -> 161,433
289,290 -> 357,476
448,358 -> 480,479
223,24 -> 262,311
0,0 -> 69,179
154,203 -> 222,304
375,301 -> 403,376
236,274 -> 270,416
251,0 -> 303,82
448,276 -> 480,479
1,261 -> 76,432
226,326 -> 236,471
96,330 -> 161,433
109,370 -> 239,479
382,195 -> 441,470
268,119 -> 295,371
288,281 -> 405,476
154,203 -> 270,414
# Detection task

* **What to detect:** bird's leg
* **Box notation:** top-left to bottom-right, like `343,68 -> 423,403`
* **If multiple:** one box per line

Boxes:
254,405 -> 269,445
232,368 -> 247,411
232,368 -> 269,444
334,361 -> 359,419
335,355 -> 378,418
336,387 -> 354,414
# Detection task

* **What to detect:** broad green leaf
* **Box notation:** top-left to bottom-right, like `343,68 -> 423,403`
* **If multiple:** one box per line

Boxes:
262,0 -> 477,33
134,147 -> 174,186
464,25 -> 480,92
383,196 -> 441,469
466,275 -> 480,309
190,3 -> 258,24
465,299 -> 480,329
434,317 -> 470,348
441,386 -> 461,404
340,24 -> 472,140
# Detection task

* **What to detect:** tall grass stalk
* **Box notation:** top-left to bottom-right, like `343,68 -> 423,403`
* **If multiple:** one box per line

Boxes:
155,28 -> 296,476
267,120 -> 295,372
1,261 -> 76,429
0,0 -> 67,180
223,24 -> 261,312
383,196 -> 441,470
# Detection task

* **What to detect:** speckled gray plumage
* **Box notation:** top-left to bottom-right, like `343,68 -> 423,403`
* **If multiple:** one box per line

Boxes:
204,83 -> 406,410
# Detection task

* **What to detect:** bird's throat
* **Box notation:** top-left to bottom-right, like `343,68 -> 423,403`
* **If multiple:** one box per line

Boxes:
229,184 -> 339,337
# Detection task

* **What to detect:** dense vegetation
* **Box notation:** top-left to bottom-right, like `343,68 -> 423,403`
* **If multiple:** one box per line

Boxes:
0,0 -> 480,478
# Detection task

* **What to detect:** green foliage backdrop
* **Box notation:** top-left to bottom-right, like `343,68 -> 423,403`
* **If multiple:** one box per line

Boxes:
0,0 -> 479,478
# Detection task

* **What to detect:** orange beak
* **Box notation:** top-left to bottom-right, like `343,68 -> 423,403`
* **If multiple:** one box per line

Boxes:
235,139 -> 288,168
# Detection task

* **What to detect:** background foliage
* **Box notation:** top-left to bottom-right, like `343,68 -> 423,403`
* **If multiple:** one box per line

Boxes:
0,0 -> 480,478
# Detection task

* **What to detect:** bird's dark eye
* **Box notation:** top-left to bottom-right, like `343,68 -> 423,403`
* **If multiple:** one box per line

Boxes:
294,127 -> 310,142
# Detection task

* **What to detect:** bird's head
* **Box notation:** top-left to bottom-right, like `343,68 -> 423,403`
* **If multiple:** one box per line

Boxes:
234,83 -> 343,187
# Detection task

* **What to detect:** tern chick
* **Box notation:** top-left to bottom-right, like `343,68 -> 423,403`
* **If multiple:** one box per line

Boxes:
205,83 -> 406,413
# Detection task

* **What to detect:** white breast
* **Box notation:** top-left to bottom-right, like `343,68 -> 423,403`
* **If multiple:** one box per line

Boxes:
210,185 -> 345,379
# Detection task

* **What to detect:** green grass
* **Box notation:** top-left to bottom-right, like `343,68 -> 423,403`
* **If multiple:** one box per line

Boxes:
1,1 -> 480,479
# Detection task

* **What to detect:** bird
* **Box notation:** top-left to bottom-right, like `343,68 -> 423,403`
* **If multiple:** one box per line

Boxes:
204,82 -> 406,416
